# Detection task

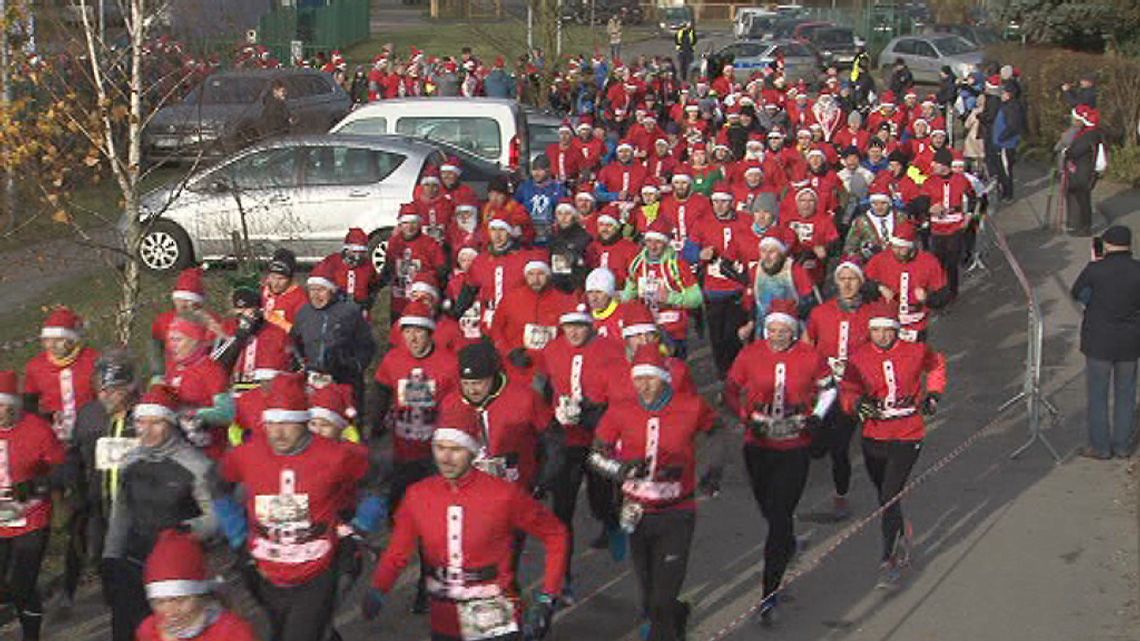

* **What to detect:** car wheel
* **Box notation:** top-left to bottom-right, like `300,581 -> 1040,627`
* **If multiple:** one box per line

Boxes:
369,228 -> 392,275
138,220 -> 194,273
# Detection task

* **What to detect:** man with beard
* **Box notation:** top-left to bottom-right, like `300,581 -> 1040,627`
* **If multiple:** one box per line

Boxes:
381,206 -> 449,320
844,189 -> 909,260
490,259 -> 578,376
413,166 -> 455,242
547,121 -> 582,183
548,202 -> 593,292
737,228 -> 815,343
586,210 -> 640,289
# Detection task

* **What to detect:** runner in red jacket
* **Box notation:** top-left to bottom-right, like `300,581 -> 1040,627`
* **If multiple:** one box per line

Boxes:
920,148 -> 975,299
840,301 -> 947,587
864,221 -> 951,342
315,228 -> 383,314
724,300 -> 835,623
23,307 -> 100,442
364,414 -> 568,641
163,315 -> 233,459
489,259 -> 578,377
782,186 -> 841,285
382,205 -> 449,320
585,211 -> 640,289
589,344 -> 722,640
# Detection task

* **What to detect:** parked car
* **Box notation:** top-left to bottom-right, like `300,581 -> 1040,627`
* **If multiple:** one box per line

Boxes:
791,21 -> 835,42
876,34 -> 984,83
925,23 -> 1000,47
560,0 -> 644,25
733,8 -> 776,39
694,39 -> 821,85
143,69 -> 351,164
331,97 -> 529,172
739,11 -> 780,40
523,108 -> 564,167
658,5 -> 694,36
131,135 -> 506,274
808,26 -> 863,68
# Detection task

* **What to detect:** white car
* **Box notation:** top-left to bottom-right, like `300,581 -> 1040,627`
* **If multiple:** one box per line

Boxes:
132,135 -> 505,274
877,34 -> 984,84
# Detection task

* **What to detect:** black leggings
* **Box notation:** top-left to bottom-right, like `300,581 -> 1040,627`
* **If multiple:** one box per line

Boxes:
861,438 -> 922,561
742,445 -> 811,597
813,406 -> 857,497
255,565 -> 341,641
105,556 -> 149,641
0,529 -> 50,640
1066,187 -> 1094,234
630,509 -> 695,641
930,231 -> 964,299
705,295 -> 746,378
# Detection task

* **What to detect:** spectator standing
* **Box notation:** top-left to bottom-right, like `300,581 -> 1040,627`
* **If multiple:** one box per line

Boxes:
259,79 -> 292,140
992,82 -> 1024,202
1070,225 -> 1140,459
1061,105 -> 1108,236
675,22 -> 697,81
1062,74 -> 1097,108
607,13 -> 624,61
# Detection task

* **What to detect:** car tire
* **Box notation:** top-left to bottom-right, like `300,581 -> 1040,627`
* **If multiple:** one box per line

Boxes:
138,219 -> 194,274
368,227 -> 392,275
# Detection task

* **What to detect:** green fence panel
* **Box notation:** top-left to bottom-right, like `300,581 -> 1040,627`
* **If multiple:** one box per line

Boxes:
258,0 -> 371,64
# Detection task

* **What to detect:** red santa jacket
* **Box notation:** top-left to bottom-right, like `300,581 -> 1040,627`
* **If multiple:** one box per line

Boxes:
23,346 -> 100,441
781,211 -> 841,284
595,389 -> 716,512
489,285 -> 579,356
481,200 -> 536,246
233,385 -> 268,442
597,160 -> 649,201
165,354 -> 231,458
689,214 -> 753,294
372,470 -> 568,639
220,434 -> 369,586
438,379 -> 552,488
871,170 -> 923,207
546,141 -> 582,182
833,127 -> 871,153
840,339 -> 947,441
725,340 -> 830,450
442,181 -> 479,206
534,334 -> 624,447
135,610 -> 259,641
0,413 -> 65,537
921,173 -> 974,236
415,193 -> 455,242
585,236 -> 640,289
261,284 -> 308,333
864,250 -> 948,338
571,137 -> 605,172
373,345 -> 460,463
467,247 -> 548,330
658,193 -> 712,244
221,320 -> 292,387
806,299 -> 874,381
386,232 -> 447,315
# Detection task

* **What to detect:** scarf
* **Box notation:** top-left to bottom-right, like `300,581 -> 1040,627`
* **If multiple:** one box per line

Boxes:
160,602 -> 224,639
640,384 -> 674,412
48,343 -> 84,368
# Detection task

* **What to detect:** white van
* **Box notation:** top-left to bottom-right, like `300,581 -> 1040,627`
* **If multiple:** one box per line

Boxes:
330,97 -> 529,171
734,8 -> 777,39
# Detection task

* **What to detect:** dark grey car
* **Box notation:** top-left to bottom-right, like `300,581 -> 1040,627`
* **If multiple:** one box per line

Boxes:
144,69 -> 351,164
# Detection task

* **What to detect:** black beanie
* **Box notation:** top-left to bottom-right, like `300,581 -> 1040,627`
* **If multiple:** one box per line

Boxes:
459,341 -> 502,380
232,286 -> 262,309
268,248 -> 297,277
933,147 -> 953,167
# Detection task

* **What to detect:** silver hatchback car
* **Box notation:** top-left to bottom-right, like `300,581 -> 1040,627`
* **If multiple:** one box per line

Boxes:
132,135 -> 502,274
694,39 -> 821,85
876,34 -> 984,84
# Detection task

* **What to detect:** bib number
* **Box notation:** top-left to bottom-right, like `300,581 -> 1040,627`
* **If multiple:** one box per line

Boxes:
458,596 -> 518,640
95,437 -> 139,471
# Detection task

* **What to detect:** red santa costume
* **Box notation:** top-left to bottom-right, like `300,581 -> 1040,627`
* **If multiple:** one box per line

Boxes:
23,307 -> 100,442
863,222 -> 948,342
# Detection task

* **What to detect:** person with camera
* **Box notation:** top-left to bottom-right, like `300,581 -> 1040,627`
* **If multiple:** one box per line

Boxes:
1070,225 -> 1140,459
213,286 -> 294,393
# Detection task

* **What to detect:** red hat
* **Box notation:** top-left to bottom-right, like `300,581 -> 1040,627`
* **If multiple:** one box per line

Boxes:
834,254 -> 865,281
263,372 -> 310,424
689,141 -> 707,154
985,75 -> 1001,89
868,187 -> 892,203
867,300 -> 901,329
742,160 -> 764,176
759,227 -> 792,254
710,181 -> 734,200
398,202 -> 422,225
1073,104 -> 1099,127
643,218 -> 672,243
41,306 -> 83,341
419,165 -> 442,185
620,300 -> 658,338
764,299 -> 798,331
890,221 -> 918,249
306,259 -> 339,291
408,271 -> 440,301
615,139 -> 635,152
398,300 -> 437,332
559,302 -> 593,326
168,314 -> 207,343
344,227 -> 368,251
433,405 -> 482,453
486,212 -> 513,232
309,385 -> 349,428
0,370 -> 19,404
135,384 -> 179,422
172,267 -> 205,304
144,529 -> 215,599
879,91 -> 897,107
630,343 -> 671,383
440,156 -> 463,174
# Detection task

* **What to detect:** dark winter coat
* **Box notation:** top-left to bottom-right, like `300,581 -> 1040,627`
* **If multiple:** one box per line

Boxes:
291,298 -> 377,384
1071,251 -> 1140,361
259,94 -> 291,140
548,222 -> 593,293
1064,127 -> 1105,192
993,98 -> 1024,150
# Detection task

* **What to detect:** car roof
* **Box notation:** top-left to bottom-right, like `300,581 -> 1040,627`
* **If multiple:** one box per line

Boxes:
245,134 -> 439,155
345,96 -> 521,115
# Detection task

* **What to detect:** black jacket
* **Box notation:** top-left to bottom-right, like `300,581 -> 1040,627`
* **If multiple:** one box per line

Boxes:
66,399 -> 138,517
291,298 -> 377,384
260,95 -> 291,140
1071,252 -> 1140,361
549,222 -> 593,293
1064,127 -> 1105,192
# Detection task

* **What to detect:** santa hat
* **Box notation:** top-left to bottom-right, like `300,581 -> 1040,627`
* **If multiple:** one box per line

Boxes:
596,210 -> 620,227
252,339 -> 291,382
640,183 -> 660,195
642,218 -> 672,243
689,141 -> 707,154
524,259 -> 552,276
759,228 -> 791,254
555,200 -> 577,216
559,302 -> 593,326
630,343 -> 671,383
796,185 -> 818,201
742,161 -> 763,176
764,298 -> 799,333
454,198 -> 479,214
558,120 -> 573,133
1073,104 -> 1099,128
262,372 -> 310,424
670,171 -> 693,183
41,307 -> 84,341
306,259 -> 338,291
398,300 -> 437,331
408,271 -> 440,301
168,315 -> 208,343
585,267 -> 616,296
456,245 -> 480,263
574,190 -> 596,202
868,189 -> 891,204
433,413 -> 481,454
172,267 -> 205,304
309,385 -> 349,428
833,254 -> 865,282
711,182 -> 733,201
616,139 -> 635,153
0,370 -> 19,405
144,530 -> 217,599
440,156 -> 463,174
344,227 -> 368,252
620,301 -> 658,338
867,301 -> 901,329
398,203 -> 422,225
135,384 -> 179,422
985,75 -> 1001,90
767,128 -> 785,139
420,165 -> 442,185
575,121 -> 593,133
890,221 -> 918,249
487,214 -> 513,232
879,91 -> 897,107
806,148 -> 826,160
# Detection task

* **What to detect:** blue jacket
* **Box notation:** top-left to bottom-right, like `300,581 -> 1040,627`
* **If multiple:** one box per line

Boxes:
484,69 -> 515,99
515,179 -> 566,245
993,100 -> 1024,150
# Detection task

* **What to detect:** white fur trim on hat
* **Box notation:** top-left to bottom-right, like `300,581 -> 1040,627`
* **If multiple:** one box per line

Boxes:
868,193 -> 891,203
145,579 -> 214,600
440,164 -> 461,174
433,427 -> 480,453
306,276 -> 337,290
576,122 -> 592,132
408,281 -> 440,300
764,311 -> 797,328
834,261 -> 864,281
670,173 -> 692,182
596,213 -> 620,227
308,406 -> 347,428
806,148 -> 825,159
398,213 -> 422,225
575,191 -> 596,201
616,142 -> 634,152
621,323 -> 657,338
889,236 -> 914,249
631,364 -> 672,383
643,230 -> 670,243
252,369 -> 280,382
641,183 -> 660,193
711,190 -> 733,200
744,165 -> 763,174
555,202 -> 577,214
0,392 -> 18,405
262,408 -> 311,423
134,403 -> 176,422
171,291 -> 205,304
455,203 -> 478,213
487,219 -> 513,231
344,244 -> 368,252
758,236 -> 787,253
524,260 -> 552,275
559,310 -> 593,325
457,246 -> 479,259
399,314 -> 437,331
419,175 -> 441,185
868,316 -> 900,329
40,327 -> 79,340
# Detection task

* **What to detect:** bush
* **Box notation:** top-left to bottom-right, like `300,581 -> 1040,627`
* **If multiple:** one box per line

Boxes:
1106,145 -> 1140,188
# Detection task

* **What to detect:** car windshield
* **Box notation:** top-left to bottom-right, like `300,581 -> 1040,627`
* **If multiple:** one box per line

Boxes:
186,76 -> 267,105
663,7 -> 690,19
932,36 -> 977,55
529,123 -> 561,151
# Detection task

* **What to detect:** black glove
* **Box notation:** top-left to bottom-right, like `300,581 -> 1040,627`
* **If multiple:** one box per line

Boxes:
578,398 -> 607,430
804,414 -> 824,433
508,347 -> 533,369
524,592 -> 557,640
922,392 -> 940,416
856,396 -> 882,421
698,466 -> 723,498
618,458 -> 650,480
235,310 -> 264,340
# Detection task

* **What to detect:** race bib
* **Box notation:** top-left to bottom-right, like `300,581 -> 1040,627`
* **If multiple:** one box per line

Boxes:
622,478 -> 683,501
0,501 -> 27,528
397,372 -> 437,408
95,437 -> 139,471
655,310 -> 681,324
461,302 -> 483,339
898,327 -> 920,342
458,596 -> 518,641
523,324 -> 556,351
706,260 -> 724,280
551,253 -> 572,275
254,493 -> 312,542
827,357 -> 847,379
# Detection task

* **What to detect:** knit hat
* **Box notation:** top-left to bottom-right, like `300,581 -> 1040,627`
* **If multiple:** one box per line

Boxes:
144,530 -> 215,599
135,384 -> 179,422
344,227 -> 369,252
172,267 -> 205,304
585,267 -> 616,296
41,307 -> 84,341
0,371 -> 18,405
399,300 -> 437,331
630,343 -> 671,383
753,191 -> 778,214
306,259 -> 339,291
458,341 -> 501,380
620,301 -> 658,338
308,385 -> 349,428
232,287 -> 261,309
268,248 -> 297,277
1102,225 -> 1131,247
262,372 -> 310,424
